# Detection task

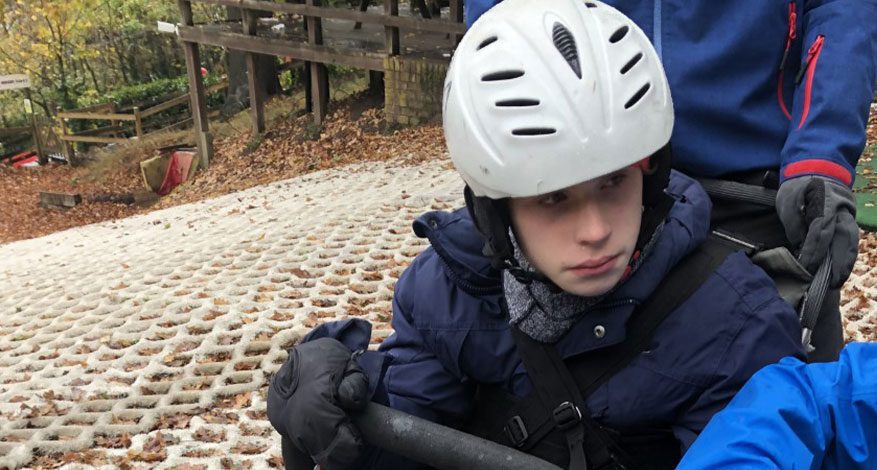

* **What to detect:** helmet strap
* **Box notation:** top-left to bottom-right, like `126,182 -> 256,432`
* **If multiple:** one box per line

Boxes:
464,186 -> 514,268
636,144 -> 674,253
465,187 -> 557,287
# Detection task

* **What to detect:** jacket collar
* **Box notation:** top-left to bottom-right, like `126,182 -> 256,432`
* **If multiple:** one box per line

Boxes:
413,170 -> 711,354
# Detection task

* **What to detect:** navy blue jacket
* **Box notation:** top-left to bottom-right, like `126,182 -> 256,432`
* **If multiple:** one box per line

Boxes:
466,0 -> 877,187
306,172 -> 806,468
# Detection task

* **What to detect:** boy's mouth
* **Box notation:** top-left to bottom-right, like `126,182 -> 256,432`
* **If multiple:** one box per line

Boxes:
566,254 -> 619,276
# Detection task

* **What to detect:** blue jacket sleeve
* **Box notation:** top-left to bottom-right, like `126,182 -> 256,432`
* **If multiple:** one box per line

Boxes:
780,0 -> 877,186
302,299 -> 474,469
465,0 -> 502,26
377,296 -> 474,425
677,342 -> 877,469
356,267 -> 474,469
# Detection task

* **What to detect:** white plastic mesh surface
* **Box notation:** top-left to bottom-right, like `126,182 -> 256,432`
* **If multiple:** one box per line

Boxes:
0,157 -> 873,469
0,159 -> 463,469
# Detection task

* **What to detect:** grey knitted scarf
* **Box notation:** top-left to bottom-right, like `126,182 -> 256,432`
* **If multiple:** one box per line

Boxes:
503,226 -> 662,343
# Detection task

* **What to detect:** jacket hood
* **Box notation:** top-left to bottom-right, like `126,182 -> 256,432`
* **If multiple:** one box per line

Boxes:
413,170 -> 711,303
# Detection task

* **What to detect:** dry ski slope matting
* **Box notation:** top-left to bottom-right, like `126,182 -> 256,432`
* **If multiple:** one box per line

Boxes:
0,158 -> 874,469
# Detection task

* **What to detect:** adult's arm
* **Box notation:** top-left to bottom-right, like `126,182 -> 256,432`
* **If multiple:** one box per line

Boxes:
779,0 -> 877,186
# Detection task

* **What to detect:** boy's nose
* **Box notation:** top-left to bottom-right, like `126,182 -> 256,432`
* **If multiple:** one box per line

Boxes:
573,203 -> 611,245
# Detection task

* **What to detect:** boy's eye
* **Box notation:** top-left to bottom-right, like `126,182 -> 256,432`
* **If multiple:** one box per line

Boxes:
602,173 -> 626,189
538,192 -> 567,206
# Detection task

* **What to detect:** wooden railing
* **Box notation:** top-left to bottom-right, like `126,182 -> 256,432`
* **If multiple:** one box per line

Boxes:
179,0 -> 464,71
0,126 -> 33,162
56,81 -> 228,151
192,0 -> 465,35
174,0 -> 464,165
0,126 -> 31,138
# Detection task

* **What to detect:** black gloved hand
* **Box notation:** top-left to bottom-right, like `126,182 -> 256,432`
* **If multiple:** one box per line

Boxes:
268,337 -> 370,470
776,175 -> 859,287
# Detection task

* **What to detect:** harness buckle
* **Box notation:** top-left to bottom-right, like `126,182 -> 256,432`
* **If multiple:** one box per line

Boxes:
503,415 -> 529,448
552,401 -> 582,431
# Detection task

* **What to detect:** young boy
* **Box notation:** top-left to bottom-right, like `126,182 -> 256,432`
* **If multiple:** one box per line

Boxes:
267,1 -> 806,468
466,0 -> 877,364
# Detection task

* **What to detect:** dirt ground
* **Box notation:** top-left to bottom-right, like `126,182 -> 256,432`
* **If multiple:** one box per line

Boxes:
2,95 -> 875,247
0,92 -> 445,245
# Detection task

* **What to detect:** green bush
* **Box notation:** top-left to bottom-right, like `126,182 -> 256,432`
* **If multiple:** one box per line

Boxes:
66,73 -> 226,142
327,64 -> 361,80
76,74 -> 224,109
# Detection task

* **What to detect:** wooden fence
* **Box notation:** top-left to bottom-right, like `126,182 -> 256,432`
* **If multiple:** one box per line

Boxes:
0,126 -> 33,160
56,81 -> 227,158
175,0 -> 465,167
1,117 -> 65,164
0,125 -> 32,149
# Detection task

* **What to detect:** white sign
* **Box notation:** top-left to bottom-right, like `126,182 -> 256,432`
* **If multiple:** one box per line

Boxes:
156,21 -> 178,34
23,98 -> 33,114
0,74 -> 30,91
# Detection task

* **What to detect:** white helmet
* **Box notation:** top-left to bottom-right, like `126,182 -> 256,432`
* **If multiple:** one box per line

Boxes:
443,0 -> 674,199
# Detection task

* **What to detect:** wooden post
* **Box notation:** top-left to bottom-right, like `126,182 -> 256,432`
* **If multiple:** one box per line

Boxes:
368,70 -> 384,96
25,88 -> 46,165
242,8 -> 266,135
178,0 -> 212,169
450,0 -> 464,44
57,106 -> 74,163
306,0 -> 329,125
384,0 -> 400,56
110,102 -> 119,137
303,60 -> 313,113
293,0 -> 313,113
383,0 -> 399,117
133,106 -> 144,138
354,0 -> 371,30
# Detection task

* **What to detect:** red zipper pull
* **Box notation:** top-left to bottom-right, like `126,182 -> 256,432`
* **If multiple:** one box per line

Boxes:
795,35 -> 825,84
779,2 -> 798,71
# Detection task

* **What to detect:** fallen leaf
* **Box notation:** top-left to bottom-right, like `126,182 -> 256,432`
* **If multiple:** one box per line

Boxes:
193,427 -> 226,443
231,442 -> 267,455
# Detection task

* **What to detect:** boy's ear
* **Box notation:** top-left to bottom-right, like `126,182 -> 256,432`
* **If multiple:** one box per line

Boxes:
642,144 -> 673,201
634,157 -> 658,175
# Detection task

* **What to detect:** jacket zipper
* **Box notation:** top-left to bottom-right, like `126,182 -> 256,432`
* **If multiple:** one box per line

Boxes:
795,35 -> 825,129
433,246 -> 503,295
777,1 -> 797,119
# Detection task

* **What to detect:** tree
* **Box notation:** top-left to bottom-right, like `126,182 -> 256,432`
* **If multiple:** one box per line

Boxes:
0,0 -> 190,122
0,0 -> 101,113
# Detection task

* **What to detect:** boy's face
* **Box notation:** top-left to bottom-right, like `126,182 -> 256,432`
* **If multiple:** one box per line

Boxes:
509,166 -> 643,297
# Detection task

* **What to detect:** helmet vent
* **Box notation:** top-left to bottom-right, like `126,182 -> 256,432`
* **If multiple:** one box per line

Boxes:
477,36 -> 498,50
482,70 -> 525,81
585,2 -> 597,7
496,98 -> 540,107
512,127 -> 557,136
552,23 -> 582,78
620,52 -> 643,74
624,82 -> 651,109
609,26 -> 629,43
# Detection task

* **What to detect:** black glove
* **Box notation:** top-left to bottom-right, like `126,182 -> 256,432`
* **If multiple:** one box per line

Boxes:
776,175 -> 859,287
268,337 -> 369,470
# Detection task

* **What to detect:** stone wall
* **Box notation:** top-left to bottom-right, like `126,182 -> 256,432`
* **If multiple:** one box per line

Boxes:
383,56 -> 448,126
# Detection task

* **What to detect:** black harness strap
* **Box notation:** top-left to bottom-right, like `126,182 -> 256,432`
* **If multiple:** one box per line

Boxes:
497,237 -> 736,469
511,326 -> 591,470
511,326 -> 623,470
569,237 -> 736,398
